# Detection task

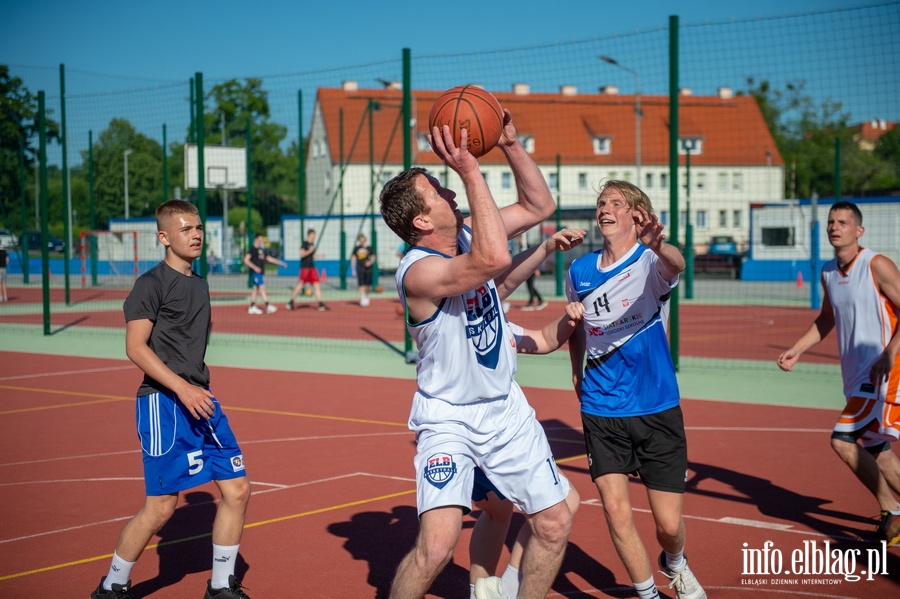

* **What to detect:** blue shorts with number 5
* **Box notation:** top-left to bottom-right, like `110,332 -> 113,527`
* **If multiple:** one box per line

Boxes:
137,389 -> 246,496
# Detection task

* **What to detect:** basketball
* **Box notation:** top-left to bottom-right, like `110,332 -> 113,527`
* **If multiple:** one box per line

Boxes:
374,285 -> 383,293
428,86 -> 504,158
395,304 -> 406,316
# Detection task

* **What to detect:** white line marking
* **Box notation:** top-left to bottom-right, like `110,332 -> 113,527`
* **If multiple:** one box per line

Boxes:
717,517 -> 795,530
0,450 -> 138,467
0,365 -> 134,381
0,477 -> 143,487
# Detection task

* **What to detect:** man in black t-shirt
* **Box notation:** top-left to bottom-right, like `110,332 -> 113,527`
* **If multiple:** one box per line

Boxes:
287,228 -> 328,311
242,234 -> 287,314
0,246 -> 8,302
91,200 -> 251,599
350,233 -> 376,307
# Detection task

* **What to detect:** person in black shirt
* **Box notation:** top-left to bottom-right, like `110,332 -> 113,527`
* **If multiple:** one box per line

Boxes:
350,233 -> 376,307
242,234 -> 287,314
287,228 -> 328,311
91,200 -> 251,599
0,245 -> 8,302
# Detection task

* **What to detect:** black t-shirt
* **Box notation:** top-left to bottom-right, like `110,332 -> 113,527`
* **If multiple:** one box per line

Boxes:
301,241 -> 315,269
0,248 -> 7,267
123,261 -> 211,397
246,246 -> 267,272
352,244 -> 373,272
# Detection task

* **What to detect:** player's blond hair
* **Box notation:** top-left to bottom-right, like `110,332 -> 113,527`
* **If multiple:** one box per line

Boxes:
596,180 -> 654,213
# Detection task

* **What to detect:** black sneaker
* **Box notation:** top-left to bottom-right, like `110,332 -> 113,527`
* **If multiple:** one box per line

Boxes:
286,301 -> 294,311
318,303 -> 329,311
203,575 -> 250,599
91,576 -> 134,599
871,510 -> 900,547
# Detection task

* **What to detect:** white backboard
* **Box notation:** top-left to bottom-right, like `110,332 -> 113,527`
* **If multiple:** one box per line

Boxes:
184,144 -> 247,190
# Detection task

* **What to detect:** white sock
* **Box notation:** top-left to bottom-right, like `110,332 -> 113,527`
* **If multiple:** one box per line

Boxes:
105,552 -> 135,589
665,549 -> 686,572
469,583 -> 476,599
634,576 -> 660,599
500,564 -> 522,598
211,543 -> 240,589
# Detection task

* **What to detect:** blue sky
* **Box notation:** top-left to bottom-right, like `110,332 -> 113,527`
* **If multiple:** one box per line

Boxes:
3,0 -> 861,86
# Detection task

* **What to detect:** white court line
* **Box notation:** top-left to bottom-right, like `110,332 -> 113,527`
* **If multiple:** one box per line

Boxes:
0,472 -> 408,544
0,477 -> 143,487
547,587 -> 859,599
0,365 -> 134,381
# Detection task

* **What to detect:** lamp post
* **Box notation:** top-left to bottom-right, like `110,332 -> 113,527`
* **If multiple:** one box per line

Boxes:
600,56 -> 641,185
124,149 -> 133,219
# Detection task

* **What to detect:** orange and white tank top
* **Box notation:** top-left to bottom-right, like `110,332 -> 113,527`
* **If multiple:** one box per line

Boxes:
823,248 -> 900,403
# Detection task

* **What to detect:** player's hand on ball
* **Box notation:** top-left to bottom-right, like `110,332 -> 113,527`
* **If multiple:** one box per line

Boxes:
546,228 -> 587,252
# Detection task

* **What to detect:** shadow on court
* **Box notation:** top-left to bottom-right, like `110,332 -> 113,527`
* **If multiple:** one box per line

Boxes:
130,491 -> 250,597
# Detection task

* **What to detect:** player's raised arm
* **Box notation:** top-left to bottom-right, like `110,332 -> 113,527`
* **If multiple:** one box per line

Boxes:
495,228 -> 586,300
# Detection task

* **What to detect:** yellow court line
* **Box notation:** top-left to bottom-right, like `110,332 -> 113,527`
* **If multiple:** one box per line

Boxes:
556,453 -> 587,464
0,488 -> 416,581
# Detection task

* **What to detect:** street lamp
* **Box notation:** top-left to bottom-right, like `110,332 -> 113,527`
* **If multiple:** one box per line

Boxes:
600,56 -> 641,186
124,149 -> 133,219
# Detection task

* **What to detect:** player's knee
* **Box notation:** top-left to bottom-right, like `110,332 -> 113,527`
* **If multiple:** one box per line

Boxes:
655,514 -> 683,541
530,503 -> 572,547
414,536 -> 455,574
830,435 -> 856,457
142,496 -> 178,529
222,477 -> 251,508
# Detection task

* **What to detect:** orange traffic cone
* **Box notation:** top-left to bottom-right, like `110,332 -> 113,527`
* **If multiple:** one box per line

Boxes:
320,268 -> 327,282
796,271 -> 804,288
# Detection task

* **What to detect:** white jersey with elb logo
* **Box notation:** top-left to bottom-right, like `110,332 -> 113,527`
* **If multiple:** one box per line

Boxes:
566,243 -> 680,417
824,248 -> 900,403
396,226 -> 517,405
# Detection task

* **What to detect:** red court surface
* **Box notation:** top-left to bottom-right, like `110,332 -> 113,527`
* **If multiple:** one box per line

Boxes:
0,297 -> 839,365
0,351 -> 893,598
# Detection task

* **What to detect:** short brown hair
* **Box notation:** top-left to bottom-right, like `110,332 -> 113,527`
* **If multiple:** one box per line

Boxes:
380,167 -> 430,246
830,201 -> 863,226
596,180 -> 653,213
156,200 -> 199,231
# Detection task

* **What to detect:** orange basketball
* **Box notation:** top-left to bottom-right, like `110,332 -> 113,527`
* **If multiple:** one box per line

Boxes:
428,86 -> 504,158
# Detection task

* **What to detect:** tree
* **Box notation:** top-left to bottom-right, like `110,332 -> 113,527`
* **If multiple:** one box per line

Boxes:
0,64 -> 59,232
81,118 -> 163,228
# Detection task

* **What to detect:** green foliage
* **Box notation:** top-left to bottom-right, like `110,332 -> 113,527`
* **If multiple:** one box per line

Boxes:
227,206 -> 263,235
744,78 -> 898,197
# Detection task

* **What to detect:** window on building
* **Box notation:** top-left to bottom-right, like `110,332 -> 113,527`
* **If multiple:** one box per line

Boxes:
719,210 -> 727,227
660,211 -> 669,226
592,136 -> 612,155
645,172 -> 654,189
324,172 -> 332,195
678,138 -> 704,155
762,227 -> 794,246
697,172 -> 706,190
609,171 -> 618,181
381,171 -> 393,186
312,141 -> 320,158
733,210 -> 742,228
481,172 -> 489,185
696,210 -> 708,229
519,135 -> 535,153
718,172 -> 728,191
733,172 -> 743,191
416,133 -> 432,152
502,172 -> 512,190
660,172 -> 668,189
680,210 -> 687,226
623,172 -> 632,182
548,172 -> 558,190
578,172 -> 587,190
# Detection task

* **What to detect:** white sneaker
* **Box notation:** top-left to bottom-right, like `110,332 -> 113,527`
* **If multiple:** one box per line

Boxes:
248,305 -> 263,315
474,576 -> 509,599
360,296 -> 370,307
266,304 -> 277,314
658,552 -> 706,599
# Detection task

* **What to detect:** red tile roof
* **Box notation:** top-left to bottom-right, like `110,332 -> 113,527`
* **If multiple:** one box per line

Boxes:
854,120 -> 896,141
315,87 -> 783,168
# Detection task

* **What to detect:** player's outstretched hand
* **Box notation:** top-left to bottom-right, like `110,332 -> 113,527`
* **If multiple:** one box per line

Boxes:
777,348 -> 800,372
565,301 -> 585,326
870,350 -> 895,384
429,125 -> 478,176
633,206 -> 666,251
178,384 -> 217,420
545,228 -> 587,253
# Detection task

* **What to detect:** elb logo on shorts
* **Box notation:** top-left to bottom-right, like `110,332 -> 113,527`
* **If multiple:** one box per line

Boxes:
231,455 -> 245,472
424,453 -> 457,489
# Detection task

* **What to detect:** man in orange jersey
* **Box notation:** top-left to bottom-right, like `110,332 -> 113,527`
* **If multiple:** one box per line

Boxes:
779,201 -> 900,547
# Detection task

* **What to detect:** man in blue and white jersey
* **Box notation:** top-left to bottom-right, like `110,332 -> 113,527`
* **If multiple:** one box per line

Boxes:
380,114 -> 579,599
566,180 -> 705,599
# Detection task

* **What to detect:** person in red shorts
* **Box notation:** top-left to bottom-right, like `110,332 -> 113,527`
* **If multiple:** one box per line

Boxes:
287,228 -> 328,311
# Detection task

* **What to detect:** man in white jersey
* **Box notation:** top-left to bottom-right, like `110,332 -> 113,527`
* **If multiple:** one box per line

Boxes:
379,115 -> 579,599
566,181 -> 705,599
778,201 -> 900,547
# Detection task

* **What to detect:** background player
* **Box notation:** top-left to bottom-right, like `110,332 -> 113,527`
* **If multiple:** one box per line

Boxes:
287,228 -> 329,311
350,233 -> 376,307
778,200 -> 900,547
242,233 -> 286,314
380,114 -> 575,599
566,180 -> 705,599
91,199 -> 251,599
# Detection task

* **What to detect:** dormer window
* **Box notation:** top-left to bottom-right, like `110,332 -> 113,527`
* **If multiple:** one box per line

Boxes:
592,136 -> 612,155
678,137 -> 704,155
518,134 -> 535,154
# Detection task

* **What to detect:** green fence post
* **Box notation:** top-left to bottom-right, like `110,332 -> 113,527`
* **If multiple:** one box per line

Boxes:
195,73 -> 207,278
89,130 -> 97,286
246,116 -> 253,288
19,135 -> 28,284
668,14 -> 680,371
60,64 -> 71,305
368,99 -> 379,289
684,148 -> 693,299
834,137 -> 841,201
38,91 -> 51,335
402,47 -> 414,361
162,124 -> 168,202
339,108 -> 347,290
554,154 -> 563,296
298,90 -> 306,251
